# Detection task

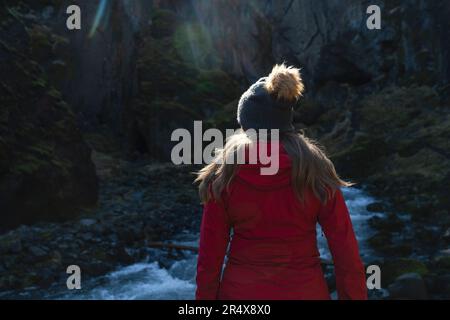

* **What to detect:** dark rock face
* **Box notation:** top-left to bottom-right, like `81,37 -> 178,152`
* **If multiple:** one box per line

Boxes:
125,5 -> 241,159
0,3 -> 98,230
49,0 -> 449,138
189,0 -> 450,85
56,0 -> 152,133
40,1 -> 241,160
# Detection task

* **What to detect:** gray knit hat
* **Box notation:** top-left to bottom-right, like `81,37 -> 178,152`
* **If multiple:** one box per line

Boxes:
237,64 -> 304,132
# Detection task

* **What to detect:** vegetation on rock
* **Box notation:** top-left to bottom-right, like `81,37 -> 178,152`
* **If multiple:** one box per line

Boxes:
0,2 -> 98,230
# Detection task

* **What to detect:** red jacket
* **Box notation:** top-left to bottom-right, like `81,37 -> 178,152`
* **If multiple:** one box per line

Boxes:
196,144 -> 367,300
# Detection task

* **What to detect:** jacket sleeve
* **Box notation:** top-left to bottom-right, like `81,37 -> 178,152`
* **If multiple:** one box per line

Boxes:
195,197 -> 231,300
318,188 -> 368,300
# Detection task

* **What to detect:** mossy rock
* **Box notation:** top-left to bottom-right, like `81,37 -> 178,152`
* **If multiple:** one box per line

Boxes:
27,24 -> 53,60
137,37 -> 198,98
194,69 -> 240,102
151,9 -> 178,39
383,244 -> 414,257
331,132 -> 388,178
433,256 -> 450,273
0,3 -> 98,230
359,86 -> 439,131
434,256 -> 450,271
148,99 -> 201,119
173,23 -> 220,68
369,242 -> 413,257
369,215 -> 404,233
366,202 -> 387,212
368,231 -> 392,249
381,258 -> 429,287
128,5 -> 250,162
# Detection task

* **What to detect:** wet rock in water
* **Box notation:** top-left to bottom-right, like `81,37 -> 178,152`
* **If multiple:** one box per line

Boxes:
373,243 -> 414,257
28,246 -> 49,259
84,261 -> 110,277
439,248 -> 450,257
107,234 -> 119,244
80,232 -> 94,242
368,231 -> 392,249
388,273 -> 428,300
415,226 -> 441,246
114,245 -> 134,264
35,269 -> 57,288
367,214 -> 416,256
79,219 -> 97,227
443,228 -> 450,244
369,215 -> 404,233
117,227 -> 138,244
366,202 -> 386,212
435,256 -> 450,269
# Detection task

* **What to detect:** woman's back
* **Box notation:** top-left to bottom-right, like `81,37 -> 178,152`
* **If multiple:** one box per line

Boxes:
196,144 -> 367,300
226,144 -> 321,265
195,64 -> 367,300
218,145 -> 330,299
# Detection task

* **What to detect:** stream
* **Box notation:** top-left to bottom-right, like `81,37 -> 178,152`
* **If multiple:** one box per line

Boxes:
38,187 -> 383,300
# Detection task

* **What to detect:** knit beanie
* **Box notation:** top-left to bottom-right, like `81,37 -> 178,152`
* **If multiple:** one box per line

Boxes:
237,64 -> 304,132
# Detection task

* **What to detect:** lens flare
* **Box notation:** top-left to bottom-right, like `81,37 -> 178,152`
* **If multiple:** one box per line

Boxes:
89,0 -> 109,38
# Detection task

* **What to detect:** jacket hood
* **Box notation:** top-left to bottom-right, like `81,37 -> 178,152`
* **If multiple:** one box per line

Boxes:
236,142 -> 292,190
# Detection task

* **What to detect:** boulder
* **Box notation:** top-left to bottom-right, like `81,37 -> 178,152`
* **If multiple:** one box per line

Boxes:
382,258 -> 429,287
388,273 -> 428,300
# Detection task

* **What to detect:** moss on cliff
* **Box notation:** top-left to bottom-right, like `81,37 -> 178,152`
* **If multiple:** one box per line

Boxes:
0,2 -> 98,230
126,5 -> 240,159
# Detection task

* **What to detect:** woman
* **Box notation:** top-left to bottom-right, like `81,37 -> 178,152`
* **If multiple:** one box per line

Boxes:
195,64 -> 367,300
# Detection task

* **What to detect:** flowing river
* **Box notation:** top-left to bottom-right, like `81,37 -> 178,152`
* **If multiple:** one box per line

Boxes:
36,187 -> 383,300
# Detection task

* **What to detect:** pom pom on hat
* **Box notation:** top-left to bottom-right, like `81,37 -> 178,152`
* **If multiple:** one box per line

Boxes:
265,63 -> 304,102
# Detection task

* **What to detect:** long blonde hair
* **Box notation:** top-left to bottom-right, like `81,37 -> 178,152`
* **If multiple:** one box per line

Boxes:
196,63 -> 353,204
195,130 -> 353,204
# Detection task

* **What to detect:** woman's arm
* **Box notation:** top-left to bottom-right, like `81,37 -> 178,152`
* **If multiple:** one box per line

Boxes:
318,188 -> 368,300
195,198 -> 231,300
